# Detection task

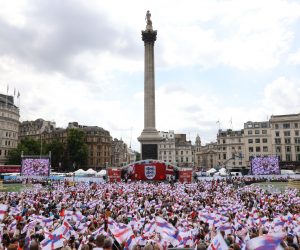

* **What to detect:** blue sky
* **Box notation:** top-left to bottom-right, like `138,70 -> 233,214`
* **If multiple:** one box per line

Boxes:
0,0 -> 299,151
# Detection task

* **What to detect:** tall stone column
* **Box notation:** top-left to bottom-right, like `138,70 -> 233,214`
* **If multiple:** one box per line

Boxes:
138,11 -> 162,160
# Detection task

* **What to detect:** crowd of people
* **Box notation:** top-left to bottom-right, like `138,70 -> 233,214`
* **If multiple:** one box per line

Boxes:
0,178 -> 299,250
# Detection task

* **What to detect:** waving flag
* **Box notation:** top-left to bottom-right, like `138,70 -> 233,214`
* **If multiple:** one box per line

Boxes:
207,232 -> 228,250
246,233 -> 285,250
155,216 -> 181,247
41,233 -> 64,250
0,204 -> 8,221
108,217 -> 134,245
92,224 -> 108,237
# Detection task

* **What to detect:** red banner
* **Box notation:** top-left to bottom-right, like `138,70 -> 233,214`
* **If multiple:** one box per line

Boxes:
129,162 -> 173,181
107,168 -> 121,182
178,170 -> 193,183
0,165 -> 21,173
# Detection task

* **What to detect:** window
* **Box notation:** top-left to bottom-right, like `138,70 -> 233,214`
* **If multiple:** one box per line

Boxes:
238,146 -> 241,150
283,123 -> 290,129
176,151 -> 178,155
186,157 -> 188,162
286,146 -> 291,152
247,124 -> 253,128
297,154 -> 300,161
263,146 -> 268,152
181,151 -> 183,155
295,123 -> 298,128
232,147 -> 235,150
295,137 -> 300,144
223,139 -> 226,144
284,131 -> 290,137
255,130 -> 260,134
249,147 -> 253,152
275,124 -> 279,129
275,138 -> 281,144
256,147 -> 261,152
248,139 -> 253,143
223,154 -> 226,160
248,130 -> 253,135
285,138 -> 291,144
262,138 -> 268,143
261,123 -> 268,128
254,124 -> 259,128
164,151 -> 166,155
255,139 -> 260,143
276,146 -> 281,153
286,154 -> 291,161
262,130 -> 267,134
296,146 -> 300,152
296,131 -> 299,136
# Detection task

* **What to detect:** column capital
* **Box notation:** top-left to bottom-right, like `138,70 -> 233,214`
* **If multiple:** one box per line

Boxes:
142,30 -> 157,44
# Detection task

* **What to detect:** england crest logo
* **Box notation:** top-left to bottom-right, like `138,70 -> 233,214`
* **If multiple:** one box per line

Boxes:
145,165 -> 156,180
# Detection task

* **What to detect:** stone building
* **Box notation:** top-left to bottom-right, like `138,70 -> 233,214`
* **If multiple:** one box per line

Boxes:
158,130 -> 176,163
111,138 -> 129,167
24,121 -> 112,170
195,141 -> 218,171
269,113 -> 300,169
0,94 -> 20,164
217,129 -> 246,170
243,121 -> 272,167
175,134 -> 193,167
19,119 -> 56,141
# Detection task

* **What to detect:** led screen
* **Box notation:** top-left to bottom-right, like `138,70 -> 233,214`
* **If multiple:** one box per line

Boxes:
251,156 -> 280,175
22,158 -> 50,176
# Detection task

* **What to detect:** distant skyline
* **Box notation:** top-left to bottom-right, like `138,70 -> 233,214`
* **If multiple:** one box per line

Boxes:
0,0 -> 300,150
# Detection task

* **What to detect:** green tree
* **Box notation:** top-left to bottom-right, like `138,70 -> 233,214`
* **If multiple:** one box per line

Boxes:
67,129 -> 88,170
44,140 -> 66,172
135,151 -> 141,161
6,137 -> 41,165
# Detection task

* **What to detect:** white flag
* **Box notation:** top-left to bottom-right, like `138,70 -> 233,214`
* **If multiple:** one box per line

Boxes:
207,232 -> 228,250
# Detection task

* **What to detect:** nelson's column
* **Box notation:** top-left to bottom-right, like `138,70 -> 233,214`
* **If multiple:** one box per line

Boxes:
138,11 -> 162,160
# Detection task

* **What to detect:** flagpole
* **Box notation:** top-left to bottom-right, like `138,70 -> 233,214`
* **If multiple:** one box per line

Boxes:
5,84 -> 8,108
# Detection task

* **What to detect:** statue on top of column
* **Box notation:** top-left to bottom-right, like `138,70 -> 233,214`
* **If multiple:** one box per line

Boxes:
145,10 -> 153,31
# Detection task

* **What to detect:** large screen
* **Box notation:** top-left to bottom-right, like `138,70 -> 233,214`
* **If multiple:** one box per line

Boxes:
251,156 -> 280,175
21,158 -> 50,176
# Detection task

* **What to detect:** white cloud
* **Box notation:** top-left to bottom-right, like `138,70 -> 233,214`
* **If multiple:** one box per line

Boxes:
263,77 -> 300,115
0,0 -> 300,151
288,48 -> 300,65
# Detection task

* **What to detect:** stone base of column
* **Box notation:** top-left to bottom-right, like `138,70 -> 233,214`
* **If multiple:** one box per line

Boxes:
138,129 -> 162,160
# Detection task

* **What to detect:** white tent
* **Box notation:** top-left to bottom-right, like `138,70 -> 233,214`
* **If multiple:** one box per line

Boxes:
85,168 -> 97,175
207,168 -> 217,174
98,169 -> 107,176
219,167 -> 227,173
74,169 -> 86,175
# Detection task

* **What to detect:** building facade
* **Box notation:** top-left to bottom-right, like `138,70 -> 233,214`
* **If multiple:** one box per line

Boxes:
175,134 -> 193,167
0,94 -> 20,164
158,130 -> 176,163
19,119 -> 56,141
24,121 -> 112,170
269,114 -> 300,169
217,129 -> 246,170
243,121 -> 272,167
195,141 -> 218,171
111,138 -> 129,167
